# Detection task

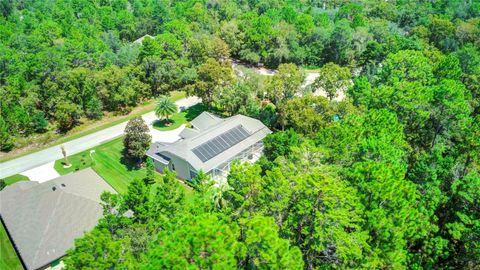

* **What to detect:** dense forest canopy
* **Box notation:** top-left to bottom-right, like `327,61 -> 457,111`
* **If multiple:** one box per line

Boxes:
1,0 -> 479,269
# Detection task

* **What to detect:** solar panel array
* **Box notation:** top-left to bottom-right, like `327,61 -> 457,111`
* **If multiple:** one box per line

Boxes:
192,125 -> 250,162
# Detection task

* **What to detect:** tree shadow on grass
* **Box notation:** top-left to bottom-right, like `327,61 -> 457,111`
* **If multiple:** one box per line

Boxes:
185,103 -> 208,121
120,148 -> 142,171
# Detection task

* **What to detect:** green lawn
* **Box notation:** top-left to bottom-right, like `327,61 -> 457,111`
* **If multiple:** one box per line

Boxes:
0,222 -> 23,270
54,138 -> 154,193
153,103 -> 206,131
2,175 -> 29,186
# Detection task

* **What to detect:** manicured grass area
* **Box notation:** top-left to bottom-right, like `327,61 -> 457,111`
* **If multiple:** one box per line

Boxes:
54,138 -> 153,193
0,222 -> 23,270
2,174 -> 29,186
54,152 -> 95,176
153,103 -> 207,131
1,91 -> 186,163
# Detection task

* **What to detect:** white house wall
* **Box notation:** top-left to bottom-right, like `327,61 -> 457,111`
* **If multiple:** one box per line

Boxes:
153,160 -> 167,173
153,156 -> 193,180
168,155 -> 192,180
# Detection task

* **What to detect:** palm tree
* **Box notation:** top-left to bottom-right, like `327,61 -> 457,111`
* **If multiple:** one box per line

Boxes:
155,95 -> 178,123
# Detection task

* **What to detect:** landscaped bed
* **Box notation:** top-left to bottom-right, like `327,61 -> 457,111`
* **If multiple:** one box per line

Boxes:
153,103 -> 206,131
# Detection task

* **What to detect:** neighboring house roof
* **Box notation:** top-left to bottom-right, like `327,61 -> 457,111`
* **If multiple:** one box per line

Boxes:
147,113 -> 271,173
133,34 -> 154,44
0,168 -> 116,270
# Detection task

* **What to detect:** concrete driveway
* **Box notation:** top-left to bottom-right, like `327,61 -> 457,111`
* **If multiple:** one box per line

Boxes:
148,124 -> 185,143
20,161 -> 60,183
0,96 -> 201,179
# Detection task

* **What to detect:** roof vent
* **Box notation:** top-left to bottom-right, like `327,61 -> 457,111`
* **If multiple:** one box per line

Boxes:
52,186 -> 56,191
61,183 -> 66,187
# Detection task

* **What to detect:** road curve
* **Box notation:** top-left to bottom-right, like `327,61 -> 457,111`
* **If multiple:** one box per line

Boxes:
0,96 -> 200,179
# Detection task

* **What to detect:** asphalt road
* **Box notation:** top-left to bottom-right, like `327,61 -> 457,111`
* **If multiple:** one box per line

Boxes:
0,97 -> 200,179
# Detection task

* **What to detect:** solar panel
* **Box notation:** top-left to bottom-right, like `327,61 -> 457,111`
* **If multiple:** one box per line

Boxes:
192,125 -> 250,162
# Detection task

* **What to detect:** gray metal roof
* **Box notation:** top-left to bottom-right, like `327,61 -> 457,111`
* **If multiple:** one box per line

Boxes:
189,112 -> 223,130
0,168 -> 116,270
147,114 -> 271,173
179,127 -> 200,139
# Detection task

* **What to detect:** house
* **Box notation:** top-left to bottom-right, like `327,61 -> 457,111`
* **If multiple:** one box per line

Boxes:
0,168 -> 116,270
132,34 -> 154,44
147,112 -> 271,182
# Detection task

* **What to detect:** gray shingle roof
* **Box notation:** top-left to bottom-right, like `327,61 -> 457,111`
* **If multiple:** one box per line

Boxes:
0,168 -> 116,270
147,113 -> 271,173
